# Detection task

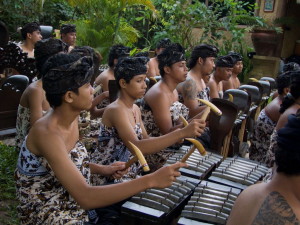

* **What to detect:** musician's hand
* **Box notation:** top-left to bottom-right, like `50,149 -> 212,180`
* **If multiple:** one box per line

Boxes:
148,162 -> 187,189
182,118 -> 206,138
96,162 -> 127,177
111,161 -> 129,179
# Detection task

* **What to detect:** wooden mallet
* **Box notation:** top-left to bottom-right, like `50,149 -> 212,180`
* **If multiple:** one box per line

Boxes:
179,99 -> 222,162
125,141 -> 150,172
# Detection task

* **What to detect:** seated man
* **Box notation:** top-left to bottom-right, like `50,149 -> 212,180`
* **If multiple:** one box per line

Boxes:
15,53 -> 186,224
207,55 -> 234,99
15,38 -> 68,151
147,38 -> 171,78
69,46 -> 107,119
60,24 -> 76,51
19,22 -> 42,58
222,51 -> 243,91
249,71 -> 291,163
265,70 -> 300,168
227,110 -> 300,225
142,43 -> 208,171
177,44 -> 218,117
90,56 -> 204,185
93,44 -> 130,115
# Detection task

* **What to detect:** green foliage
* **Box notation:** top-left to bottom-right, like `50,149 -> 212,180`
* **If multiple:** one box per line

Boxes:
0,0 -> 38,40
152,0 -> 220,51
0,0 -> 74,40
150,0 -> 265,82
0,201 -> 19,225
39,0 -> 75,29
66,0 -> 156,62
0,142 -> 18,199
0,142 -> 19,224
123,5 -> 158,49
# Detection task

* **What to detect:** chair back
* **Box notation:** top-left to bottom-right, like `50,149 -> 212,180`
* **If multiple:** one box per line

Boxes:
0,83 -> 23,133
258,80 -> 271,97
40,25 -> 53,39
260,77 -> 276,90
239,84 -> 261,105
247,82 -> 263,98
223,89 -> 250,114
1,75 -> 29,92
209,98 -> 238,154
108,80 -> 119,103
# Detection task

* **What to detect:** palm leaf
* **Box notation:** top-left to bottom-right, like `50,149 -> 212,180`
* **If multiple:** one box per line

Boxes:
120,0 -> 155,11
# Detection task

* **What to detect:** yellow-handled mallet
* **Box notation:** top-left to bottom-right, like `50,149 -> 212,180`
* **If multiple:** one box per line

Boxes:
179,100 -> 222,162
125,141 -> 150,172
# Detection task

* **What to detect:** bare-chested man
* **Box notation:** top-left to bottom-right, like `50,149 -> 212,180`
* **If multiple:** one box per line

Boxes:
249,72 -> 291,163
177,44 -> 218,117
222,51 -> 243,91
227,111 -> 300,225
19,22 -> 42,58
147,38 -> 171,78
264,71 -> 300,168
207,55 -> 234,99
142,43 -> 207,171
94,44 -> 130,92
15,53 -> 187,224
60,24 -> 77,51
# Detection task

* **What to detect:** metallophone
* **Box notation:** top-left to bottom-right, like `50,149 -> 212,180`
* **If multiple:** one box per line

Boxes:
120,98 -> 269,224
120,144 -> 223,225
178,180 -> 241,225
122,142 -> 222,224
173,148 -> 268,224
174,105 -> 268,224
120,143 -> 269,225
208,156 -> 269,190
176,154 -> 268,224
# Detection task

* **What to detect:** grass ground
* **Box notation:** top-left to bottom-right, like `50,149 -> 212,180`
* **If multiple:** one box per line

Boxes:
0,141 -> 19,225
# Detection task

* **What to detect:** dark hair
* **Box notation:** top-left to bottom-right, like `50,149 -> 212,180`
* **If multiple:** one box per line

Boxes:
108,44 -> 130,68
279,71 -> 300,113
60,24 -> 76,34
228,51 -> 243,64
275,111 -> 300,175
275,142 -> 300,175
156,38 -> 172,49
70,46 -> 101,78
35,38 -> 69,79
157,43 -> 185,77
276,72 -> 291,95
115,57 -> 148,89
42,54 -> 92,107
283,62 -> 300,73
286,55 -> 300,66
21,22 -> 41,40
215,55 -> 235,68
134,51 -> 149,58
188,44 -> 219,69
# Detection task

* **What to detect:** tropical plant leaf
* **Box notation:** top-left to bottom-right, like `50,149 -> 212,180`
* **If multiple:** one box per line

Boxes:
120,0 -> 155,11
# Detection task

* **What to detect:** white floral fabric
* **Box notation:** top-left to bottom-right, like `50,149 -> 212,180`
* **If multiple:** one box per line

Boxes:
15,139 -> 90,224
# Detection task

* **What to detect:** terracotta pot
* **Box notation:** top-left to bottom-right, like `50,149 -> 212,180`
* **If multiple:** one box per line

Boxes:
251,30 -> 283,57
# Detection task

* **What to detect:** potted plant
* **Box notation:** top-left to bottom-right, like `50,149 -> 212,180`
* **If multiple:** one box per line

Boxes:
251,15 -> 300,57
250,19 -> 283,57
